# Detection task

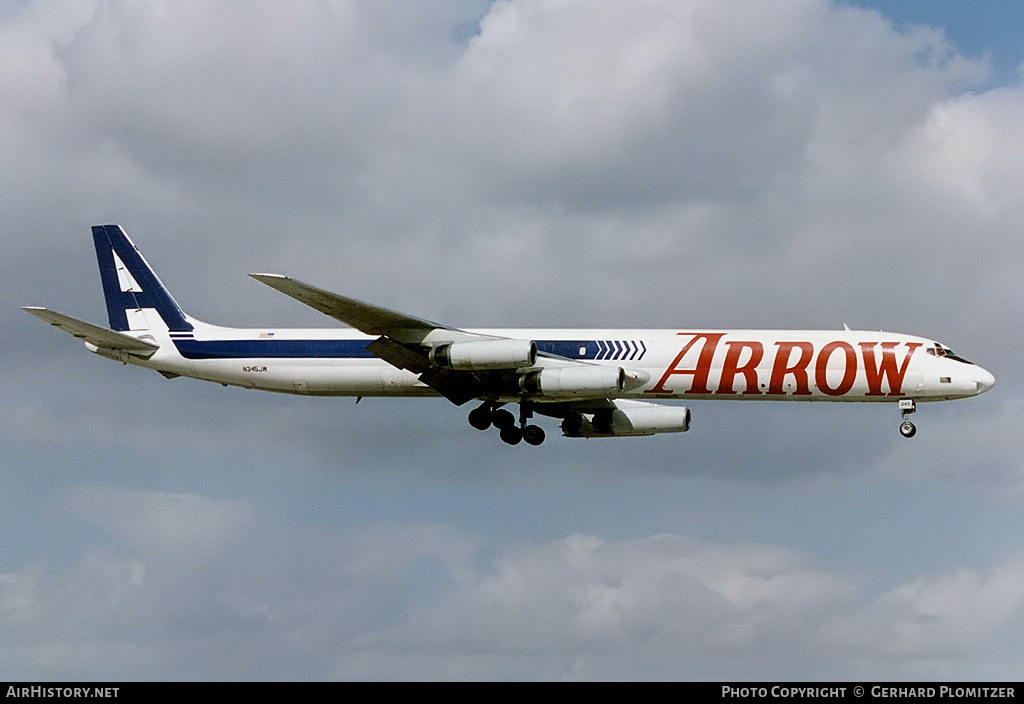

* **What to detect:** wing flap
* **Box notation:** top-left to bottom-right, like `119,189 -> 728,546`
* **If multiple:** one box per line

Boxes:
365,335 -> 432,374
366,335 -> 485,405
250,274 -> 492,404
23,307 -> 159,356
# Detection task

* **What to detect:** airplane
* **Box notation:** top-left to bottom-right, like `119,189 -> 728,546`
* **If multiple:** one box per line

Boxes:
23,225 -> 995,446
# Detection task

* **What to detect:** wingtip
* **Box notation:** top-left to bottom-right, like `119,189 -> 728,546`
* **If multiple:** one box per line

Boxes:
250,272 -> 287,280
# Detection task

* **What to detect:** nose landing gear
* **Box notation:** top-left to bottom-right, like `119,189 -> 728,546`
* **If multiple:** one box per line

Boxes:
898,399 -> 917,438
468,402 -> 546,446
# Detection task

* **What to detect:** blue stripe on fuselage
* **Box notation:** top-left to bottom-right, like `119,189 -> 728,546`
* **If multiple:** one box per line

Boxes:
170,337 -> 640,362
534,340 -> 646,362
536,340 -> 599,360
172,338 -> 376,360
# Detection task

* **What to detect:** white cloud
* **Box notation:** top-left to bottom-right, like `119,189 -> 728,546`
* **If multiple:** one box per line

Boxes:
819,558 -> 1024,663
4,489 -> 1021,680
362,533 -> 852,664
907,89 -> 1024,217
61,487 -> 259,561
5,0 -> 1018,329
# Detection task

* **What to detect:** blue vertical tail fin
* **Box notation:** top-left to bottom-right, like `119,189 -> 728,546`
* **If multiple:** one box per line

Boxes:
92,225 -> 194,333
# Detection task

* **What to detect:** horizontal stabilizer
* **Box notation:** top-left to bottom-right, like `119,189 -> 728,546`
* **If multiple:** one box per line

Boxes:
250,273 -> 454,339
23,307 -> 159,357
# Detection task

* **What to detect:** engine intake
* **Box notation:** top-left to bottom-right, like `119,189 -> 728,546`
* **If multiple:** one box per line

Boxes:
430,338 -> 537,370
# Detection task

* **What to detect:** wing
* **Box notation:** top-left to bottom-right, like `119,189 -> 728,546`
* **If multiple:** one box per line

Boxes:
251,273 -> 490,404
249,275 -> 656,412
249,273 -> 455,340
22,307 -> 159,357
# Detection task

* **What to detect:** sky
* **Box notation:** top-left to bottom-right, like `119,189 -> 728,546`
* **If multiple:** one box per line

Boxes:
2,0 -> 1023,681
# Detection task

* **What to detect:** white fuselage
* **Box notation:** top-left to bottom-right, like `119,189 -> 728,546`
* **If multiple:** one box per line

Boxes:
107,321 -> 994,404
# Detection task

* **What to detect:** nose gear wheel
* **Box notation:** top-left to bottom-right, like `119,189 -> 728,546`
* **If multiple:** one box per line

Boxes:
898,399 -> 917,438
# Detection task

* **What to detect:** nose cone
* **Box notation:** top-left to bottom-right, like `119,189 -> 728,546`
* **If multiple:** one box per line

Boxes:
975,367 -> 995,394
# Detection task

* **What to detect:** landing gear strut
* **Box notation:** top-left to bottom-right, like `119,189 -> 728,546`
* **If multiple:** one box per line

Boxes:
467,402 -> 545,446
517,405 -> 545,446
898,399 -> 917,438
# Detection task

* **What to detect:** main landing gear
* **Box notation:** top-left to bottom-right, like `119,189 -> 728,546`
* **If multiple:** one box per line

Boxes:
468,403 -> 546,446
898,398 -> 917,438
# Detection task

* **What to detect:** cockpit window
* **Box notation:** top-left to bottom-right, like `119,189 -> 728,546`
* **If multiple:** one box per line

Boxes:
928,344 -> 972,364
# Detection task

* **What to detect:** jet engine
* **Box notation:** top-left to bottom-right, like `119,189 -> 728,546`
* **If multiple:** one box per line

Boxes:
519,366 -> 626,397
430,338 -> 537,370
561,404 -> 691,437
519,366 -> 650,397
